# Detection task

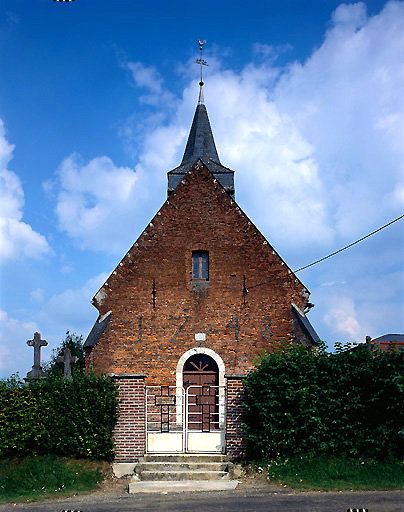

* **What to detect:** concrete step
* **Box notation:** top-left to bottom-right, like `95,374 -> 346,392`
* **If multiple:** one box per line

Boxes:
129,480 -> 239,493
139,470 -> 230,481
136,462 -> 230,472
135,454 -> 234,482
143,454 -> 229,463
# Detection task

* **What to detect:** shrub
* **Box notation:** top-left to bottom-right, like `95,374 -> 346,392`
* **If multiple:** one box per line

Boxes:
243,341 -> 404,460
0,372 -> 118,461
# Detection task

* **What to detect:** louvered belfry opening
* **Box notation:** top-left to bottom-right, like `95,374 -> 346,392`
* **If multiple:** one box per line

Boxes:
183,354 -> 219,431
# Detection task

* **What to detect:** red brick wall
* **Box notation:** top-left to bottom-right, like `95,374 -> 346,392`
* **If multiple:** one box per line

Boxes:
87,162 -> 310,385
113,375 -> 146,462
371,342 -> 404,352
226,376 -> 248,458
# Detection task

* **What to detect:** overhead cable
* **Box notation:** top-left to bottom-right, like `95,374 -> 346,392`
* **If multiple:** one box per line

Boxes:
294,213 -> 404,273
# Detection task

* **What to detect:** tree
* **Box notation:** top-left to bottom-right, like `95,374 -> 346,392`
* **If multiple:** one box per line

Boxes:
46,331 -> 85,375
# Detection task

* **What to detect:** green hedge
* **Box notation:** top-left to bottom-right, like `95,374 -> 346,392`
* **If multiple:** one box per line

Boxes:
0,372 -> 118,461
243,342 -> 404,460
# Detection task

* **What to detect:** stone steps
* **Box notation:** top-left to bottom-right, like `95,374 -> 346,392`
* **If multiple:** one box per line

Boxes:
136,462 -> 230,472
133,454 -> 233,482
139,470 -> 229,481
128,480 -> 239,493
142,454 -> 228,463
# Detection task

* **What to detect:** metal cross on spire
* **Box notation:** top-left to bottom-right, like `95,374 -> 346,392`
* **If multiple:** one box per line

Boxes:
195,39 -> 208,104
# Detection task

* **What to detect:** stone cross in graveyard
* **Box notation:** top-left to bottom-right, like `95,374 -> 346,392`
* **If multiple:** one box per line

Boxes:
57,348 -> 78,381
26,331 -> 48,379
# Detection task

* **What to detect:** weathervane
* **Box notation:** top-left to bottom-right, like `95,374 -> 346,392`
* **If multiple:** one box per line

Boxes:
195,39 -> 208,104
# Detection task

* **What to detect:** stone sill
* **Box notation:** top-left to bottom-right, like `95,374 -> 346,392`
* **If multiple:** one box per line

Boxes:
109,373 -> 148,379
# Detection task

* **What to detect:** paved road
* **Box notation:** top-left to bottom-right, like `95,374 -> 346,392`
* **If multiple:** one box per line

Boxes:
1,486 -> 403,512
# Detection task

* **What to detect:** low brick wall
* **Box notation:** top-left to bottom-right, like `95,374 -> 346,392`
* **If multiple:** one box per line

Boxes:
112,374 -> 146,462
225,375 -> 248,458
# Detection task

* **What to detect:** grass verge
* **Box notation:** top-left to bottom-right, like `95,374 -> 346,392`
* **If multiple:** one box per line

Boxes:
252,456 -> 404,491
0,455 -> 107,503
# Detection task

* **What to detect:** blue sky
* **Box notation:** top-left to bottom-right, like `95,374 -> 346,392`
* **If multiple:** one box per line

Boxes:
0,0 -> 403,378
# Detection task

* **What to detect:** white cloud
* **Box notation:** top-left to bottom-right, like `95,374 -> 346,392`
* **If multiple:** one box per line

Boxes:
320,270 -> 404,344
126,61 -> 174,105
0,272 -> 109,378
273,0 -> 404,239
115,2 -> 403,254
40,272 -> 109,333
252,42 -> 292,61
127,61 -> 163,94
320,281 -> 347,287
0,120 -> 14,169
52,154 -> 144,253
0,120 -> 50,262
201,71 -> 334,248
309,247 -> 404,346
30,288 -> 45,304
331,2 -> 367,28
52,1 -> 403,259
0,310 -> 38,378
324,296 -> 364,340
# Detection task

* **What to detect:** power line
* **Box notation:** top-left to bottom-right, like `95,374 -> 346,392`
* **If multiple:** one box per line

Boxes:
241,214 -> 403,295
294,213 -> 404,273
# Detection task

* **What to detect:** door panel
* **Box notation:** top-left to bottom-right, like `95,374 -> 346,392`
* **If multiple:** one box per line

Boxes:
183,354 -> 219,431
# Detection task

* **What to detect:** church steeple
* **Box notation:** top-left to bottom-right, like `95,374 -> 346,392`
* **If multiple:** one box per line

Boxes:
167,40 -> 235,199
180,103 -> 221,166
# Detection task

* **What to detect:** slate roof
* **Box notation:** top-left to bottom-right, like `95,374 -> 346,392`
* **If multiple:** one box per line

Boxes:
84,311 -> 112,348
168,103 -> 235,198
371,334 -> 404,343
291,303 -> 321,345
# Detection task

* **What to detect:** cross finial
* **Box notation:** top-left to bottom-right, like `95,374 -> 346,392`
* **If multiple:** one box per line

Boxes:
195,39 -> 208,104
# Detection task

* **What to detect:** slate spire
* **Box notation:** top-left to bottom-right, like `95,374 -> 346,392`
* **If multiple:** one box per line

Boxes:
167,97 -> 235,198
180,103 -> 221,166
167,40 -> 235,198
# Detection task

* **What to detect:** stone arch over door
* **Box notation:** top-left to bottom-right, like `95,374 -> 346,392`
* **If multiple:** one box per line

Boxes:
176,347 -> 226,430
176,347 -> 225,389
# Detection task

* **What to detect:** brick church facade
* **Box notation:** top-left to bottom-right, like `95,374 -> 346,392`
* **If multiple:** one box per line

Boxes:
84,93 -> 319,462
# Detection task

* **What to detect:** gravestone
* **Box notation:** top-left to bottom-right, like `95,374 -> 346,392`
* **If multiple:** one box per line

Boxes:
26,331 -> 48,379
57,348 -> 78,380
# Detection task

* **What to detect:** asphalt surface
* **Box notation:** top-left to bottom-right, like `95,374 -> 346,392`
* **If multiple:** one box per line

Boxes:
1,485 -> 403,512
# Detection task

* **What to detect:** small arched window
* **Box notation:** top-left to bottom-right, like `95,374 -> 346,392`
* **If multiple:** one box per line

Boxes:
192,251 -> 209,280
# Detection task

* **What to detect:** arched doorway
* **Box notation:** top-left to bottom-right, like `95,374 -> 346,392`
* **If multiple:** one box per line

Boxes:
179,348 -> 226,453
183,354 -> 219,431
145,348 -> 226,453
